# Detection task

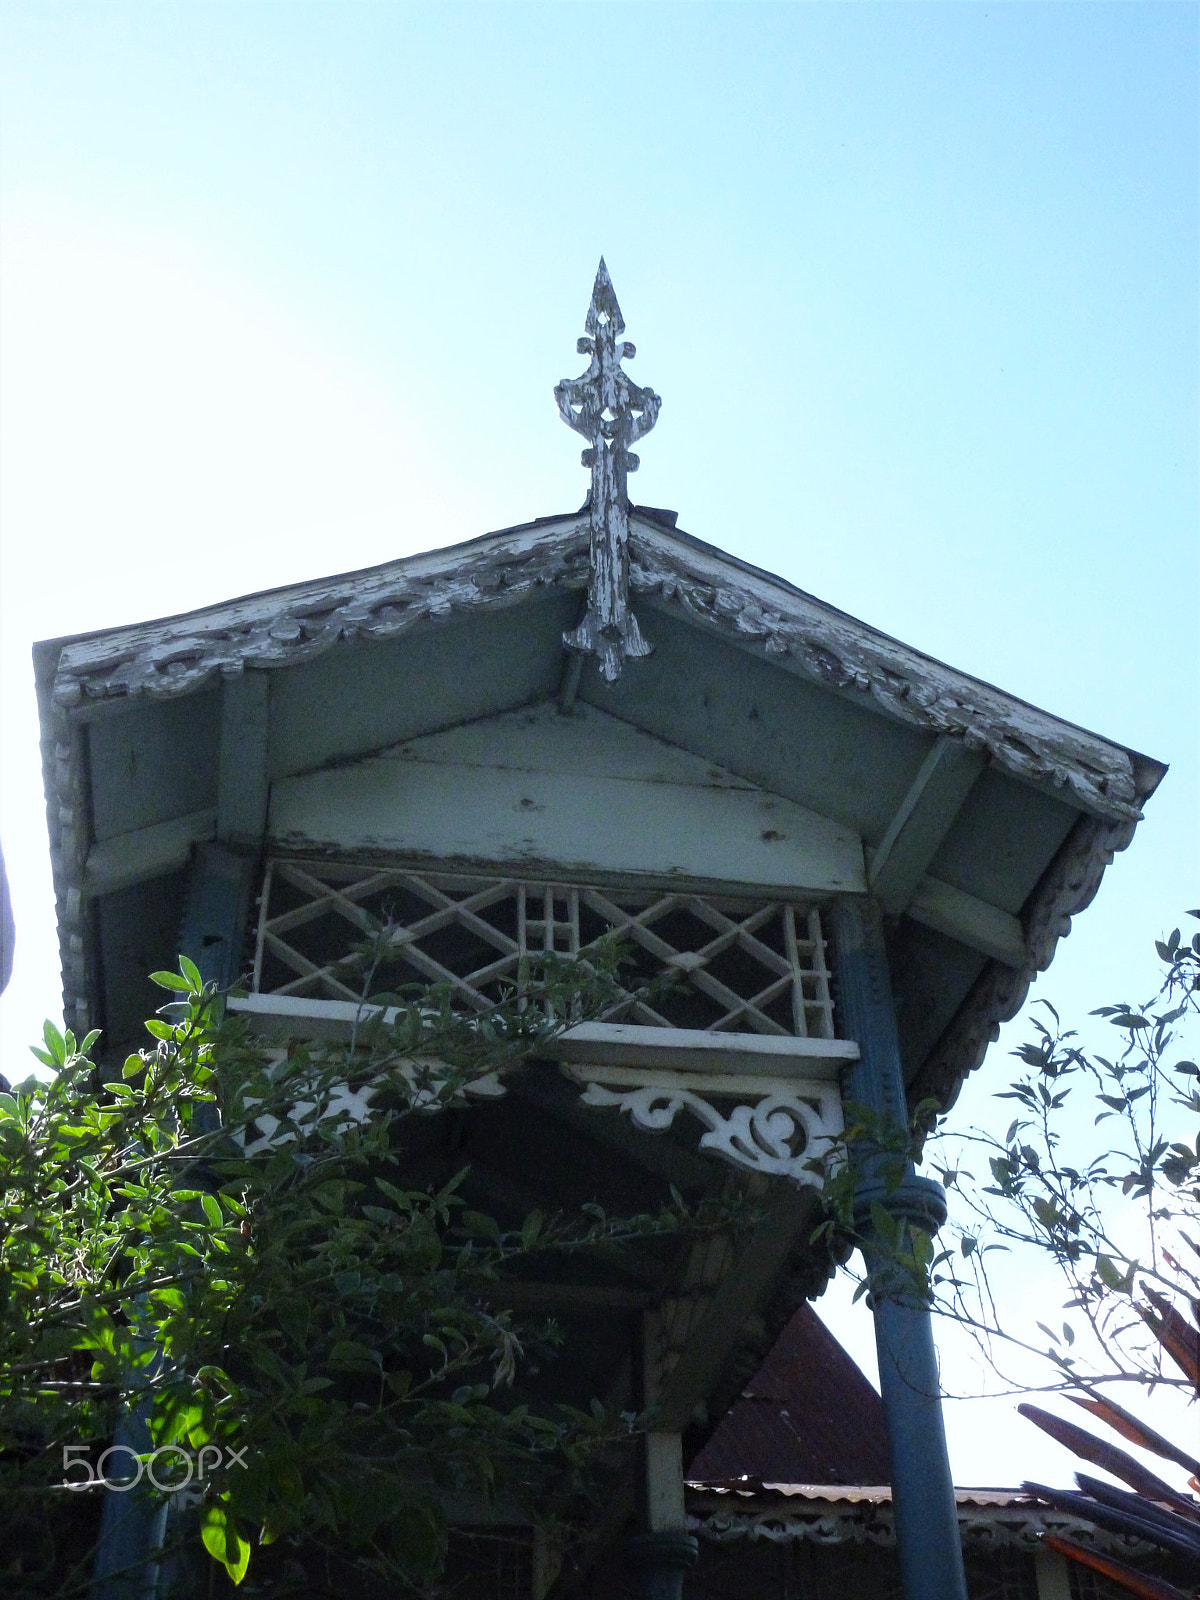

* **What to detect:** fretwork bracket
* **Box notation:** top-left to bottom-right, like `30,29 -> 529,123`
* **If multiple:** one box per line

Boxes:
226,997 -> 847,1189
560,1063 -> 844,1190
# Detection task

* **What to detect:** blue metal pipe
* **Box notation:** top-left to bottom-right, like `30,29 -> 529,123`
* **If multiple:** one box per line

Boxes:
830,897 -> 968,1600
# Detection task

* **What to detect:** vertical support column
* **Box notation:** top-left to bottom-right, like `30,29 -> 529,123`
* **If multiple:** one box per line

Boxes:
216,670 -> 269,850
178,842 -> 257,990
643,1432 -> 686,1533
626,1315 -> 698,1600
829,897 -> 968,1600
92,847 -> 258,1599
89,1386 -> 169,1600
1033,1545 -> 1073,1600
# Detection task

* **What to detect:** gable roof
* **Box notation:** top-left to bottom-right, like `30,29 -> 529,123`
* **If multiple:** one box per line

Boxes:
687,1303 -> 889,1486
34,506 -> 1165,1108
41,508 -> 1155,822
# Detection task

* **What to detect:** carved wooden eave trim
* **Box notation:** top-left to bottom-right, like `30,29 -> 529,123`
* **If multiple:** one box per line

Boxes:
41,511 -> 1157,824
624,523 -> 1160,825
686,1485 -> 1160,1557
44,515 -> 593,709
910,811 -> 1138,1115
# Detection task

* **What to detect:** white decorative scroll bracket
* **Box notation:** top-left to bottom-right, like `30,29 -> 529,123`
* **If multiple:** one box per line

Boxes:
235,1053 -> 506,1158
563,1065 -> 844,1190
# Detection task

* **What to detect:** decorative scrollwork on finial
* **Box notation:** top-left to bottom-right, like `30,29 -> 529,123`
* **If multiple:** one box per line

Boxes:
555,259 -> 661,683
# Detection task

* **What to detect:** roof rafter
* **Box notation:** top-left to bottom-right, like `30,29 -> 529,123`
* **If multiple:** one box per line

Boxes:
868,736 -> 984,914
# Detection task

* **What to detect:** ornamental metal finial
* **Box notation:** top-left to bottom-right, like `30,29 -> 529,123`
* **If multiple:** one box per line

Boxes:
555,259 -> 661,683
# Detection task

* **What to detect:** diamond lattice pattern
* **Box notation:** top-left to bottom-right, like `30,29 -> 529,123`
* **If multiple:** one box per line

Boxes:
251,861 -> 835,1038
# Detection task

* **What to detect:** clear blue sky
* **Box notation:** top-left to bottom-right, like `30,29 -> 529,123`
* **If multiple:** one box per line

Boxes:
1,1 -> 1196,1485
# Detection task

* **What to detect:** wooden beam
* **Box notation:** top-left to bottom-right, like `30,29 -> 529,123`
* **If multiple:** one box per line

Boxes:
268,701 -> 867,898
868,738 -> 984,914
1033,1546 -> 1073,1600
83,808 -> 216,897
226,997 -> 857,1077
908,876 -> 1026,968
651,1186 -> 816,1433
180,842 -> 258,988
552,1022 -> 857,1076
217,670 -> 269,846
644,1433 -> 687,1532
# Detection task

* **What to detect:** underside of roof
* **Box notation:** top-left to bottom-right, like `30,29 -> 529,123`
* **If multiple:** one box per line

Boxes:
34,507 -> 1164,1110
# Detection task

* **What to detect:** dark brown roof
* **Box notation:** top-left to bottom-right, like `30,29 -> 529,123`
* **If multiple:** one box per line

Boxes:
687,1302 -> 890,1486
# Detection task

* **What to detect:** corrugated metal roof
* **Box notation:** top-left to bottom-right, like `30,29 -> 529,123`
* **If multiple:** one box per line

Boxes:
687,1303 -> 890,1486
687,1483 -> 1037,1508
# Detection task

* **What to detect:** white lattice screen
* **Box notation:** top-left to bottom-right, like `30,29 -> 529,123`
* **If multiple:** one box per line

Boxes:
251,860 -> 835,1039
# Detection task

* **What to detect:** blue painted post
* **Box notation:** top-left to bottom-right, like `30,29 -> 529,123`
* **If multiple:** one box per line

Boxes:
90,1386 -> 169,1600
830,897 -> 968,1600
91,845 -> 255,1598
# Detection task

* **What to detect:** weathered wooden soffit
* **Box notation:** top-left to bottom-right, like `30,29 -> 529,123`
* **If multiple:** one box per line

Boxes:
555,257 -> 660,683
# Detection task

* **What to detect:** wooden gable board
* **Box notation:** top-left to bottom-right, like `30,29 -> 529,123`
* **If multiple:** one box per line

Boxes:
269,702 -> 866,895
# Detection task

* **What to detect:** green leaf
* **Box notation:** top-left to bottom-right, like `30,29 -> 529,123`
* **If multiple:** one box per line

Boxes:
277,1297 -> 311,1347
179,954 -> 204,992
150,970 -> 192,992
201,1194 -> 223,1228
123,1053 -> 145,1079
200,1499 -> 251,1585
869,1201 -> 900,1249
1095,1253 -> 1126,1292
329,1340 -> 381,1368
42,1020 -> 67,1065
460,1210 -> 501,1242
388,1503 -> 443,1581
144,1019 -> 175,1041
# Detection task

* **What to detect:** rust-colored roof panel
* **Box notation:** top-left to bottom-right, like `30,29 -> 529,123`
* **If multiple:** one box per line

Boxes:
687,1302 -> 890,1486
